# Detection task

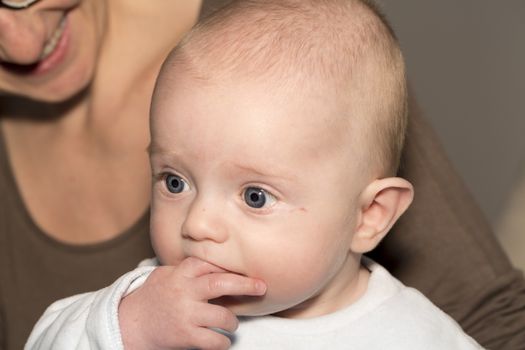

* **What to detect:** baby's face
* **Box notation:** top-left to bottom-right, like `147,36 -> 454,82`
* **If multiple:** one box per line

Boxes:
149,72 -> 369,318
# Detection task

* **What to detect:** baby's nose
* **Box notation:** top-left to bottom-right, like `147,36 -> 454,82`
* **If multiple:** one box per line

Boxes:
181,200 -> 229,244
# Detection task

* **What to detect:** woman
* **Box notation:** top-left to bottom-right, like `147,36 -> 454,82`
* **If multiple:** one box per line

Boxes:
0,1 -> 523,349
0,1 -> 199,348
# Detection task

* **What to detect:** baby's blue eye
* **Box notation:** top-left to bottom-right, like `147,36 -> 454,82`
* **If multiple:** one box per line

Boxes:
244,187 -> 276,209
165,174 -> 188,194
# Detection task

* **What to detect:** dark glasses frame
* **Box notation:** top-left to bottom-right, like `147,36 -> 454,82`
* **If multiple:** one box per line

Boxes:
0,0 -> 41,10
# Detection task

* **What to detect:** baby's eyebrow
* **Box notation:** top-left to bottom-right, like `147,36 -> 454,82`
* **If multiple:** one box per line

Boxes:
147,146 -> 186,168
231,162 -> 296,182
147,143 -> 177,157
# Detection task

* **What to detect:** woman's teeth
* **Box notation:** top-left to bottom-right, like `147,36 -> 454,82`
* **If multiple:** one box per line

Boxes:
40,18 -> 66,60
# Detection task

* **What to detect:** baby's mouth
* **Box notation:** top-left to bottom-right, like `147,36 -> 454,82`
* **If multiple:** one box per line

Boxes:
206,259 -> 245,277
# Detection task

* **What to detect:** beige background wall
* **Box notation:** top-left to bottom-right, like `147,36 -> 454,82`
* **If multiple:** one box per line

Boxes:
380,0 -> 525,227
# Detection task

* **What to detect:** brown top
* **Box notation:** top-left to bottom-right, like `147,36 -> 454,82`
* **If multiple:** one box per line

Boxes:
0,129 -> 154,350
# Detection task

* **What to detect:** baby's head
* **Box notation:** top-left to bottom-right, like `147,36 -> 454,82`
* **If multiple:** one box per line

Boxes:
149,0 -> 413,318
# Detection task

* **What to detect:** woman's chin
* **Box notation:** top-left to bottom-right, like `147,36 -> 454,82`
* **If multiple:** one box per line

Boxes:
30,62 -> 93,103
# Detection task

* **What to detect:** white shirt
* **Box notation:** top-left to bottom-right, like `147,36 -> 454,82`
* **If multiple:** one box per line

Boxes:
25,259 -> 483,349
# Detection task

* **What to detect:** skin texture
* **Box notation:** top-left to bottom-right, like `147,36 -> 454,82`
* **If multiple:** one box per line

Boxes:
120,1 -> 413,347
0,0 -> 201,243
1,2 -> 259,348
119,257 -> 267,350
119,66 -> 412,348
0,2 -> 270,349
0,0 -> 103,101
149,73 -> 371,317
3,2 -> 523,349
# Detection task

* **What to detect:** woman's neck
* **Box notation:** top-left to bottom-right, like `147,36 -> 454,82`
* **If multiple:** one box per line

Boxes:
0,1 -> 201,244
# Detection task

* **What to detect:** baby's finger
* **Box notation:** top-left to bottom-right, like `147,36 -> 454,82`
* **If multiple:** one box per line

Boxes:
179,256 -> 227,278
196,272 -> 267,300
188,326 -> 232,350
192,303 -> 239,333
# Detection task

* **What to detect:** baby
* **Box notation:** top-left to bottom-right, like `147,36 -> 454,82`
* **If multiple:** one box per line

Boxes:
27,0 -> 482,349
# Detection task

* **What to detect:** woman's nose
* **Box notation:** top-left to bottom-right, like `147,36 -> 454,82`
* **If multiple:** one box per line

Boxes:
181,198 -> 229,244
0,9 -> 46,64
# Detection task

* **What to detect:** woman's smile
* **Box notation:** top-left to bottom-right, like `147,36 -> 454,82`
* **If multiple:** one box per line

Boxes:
40,15 -> 67,60
33,14 -> 69,75
0,14 -> 70,76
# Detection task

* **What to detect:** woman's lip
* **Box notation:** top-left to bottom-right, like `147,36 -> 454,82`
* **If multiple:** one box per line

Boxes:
32,16 -> 70,75
0,16 -> 70,76
40,17 -> 67,60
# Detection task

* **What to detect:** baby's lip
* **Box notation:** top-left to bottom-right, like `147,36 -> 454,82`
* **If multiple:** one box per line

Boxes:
188,255 -> 246,277
215,264 -> 247,277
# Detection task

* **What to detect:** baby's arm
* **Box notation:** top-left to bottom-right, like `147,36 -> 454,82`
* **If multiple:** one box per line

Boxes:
119,257 -> 266,350
25,265 -> 155,349
26,257 -> 266,350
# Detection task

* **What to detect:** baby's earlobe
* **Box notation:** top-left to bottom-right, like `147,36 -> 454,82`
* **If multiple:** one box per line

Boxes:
350,224 -> 381,253
351,178 -> 414,253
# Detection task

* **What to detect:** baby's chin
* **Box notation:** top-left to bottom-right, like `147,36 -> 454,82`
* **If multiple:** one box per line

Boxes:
210,295 -> 290,317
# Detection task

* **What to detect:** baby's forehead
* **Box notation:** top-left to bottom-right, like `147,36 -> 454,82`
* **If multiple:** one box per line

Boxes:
155,48 -> 372,150
166,68 -> 338,118
162,0 -> 393,94
152,79 -> 370,187
157,63 -> 361,144
153,0 -> 406,175
157,1 -> 397,126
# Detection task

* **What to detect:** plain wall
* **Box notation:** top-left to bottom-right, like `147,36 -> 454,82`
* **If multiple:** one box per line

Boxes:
380,0 -> 525,227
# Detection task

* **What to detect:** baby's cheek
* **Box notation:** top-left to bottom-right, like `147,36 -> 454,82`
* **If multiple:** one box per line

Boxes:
150,225 -> 183,265
150,203 -> 188,264
260,254 -> 328,304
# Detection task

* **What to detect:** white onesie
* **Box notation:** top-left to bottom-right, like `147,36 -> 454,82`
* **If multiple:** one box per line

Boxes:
25,259 -> 483,349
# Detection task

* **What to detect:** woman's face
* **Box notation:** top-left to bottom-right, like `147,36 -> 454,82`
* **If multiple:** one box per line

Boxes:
0,0 -> 106,102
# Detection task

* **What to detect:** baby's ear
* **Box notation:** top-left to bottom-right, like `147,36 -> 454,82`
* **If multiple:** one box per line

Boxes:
350,178 -> 414,254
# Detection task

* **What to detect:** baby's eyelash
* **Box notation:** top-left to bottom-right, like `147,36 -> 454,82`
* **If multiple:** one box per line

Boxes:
152,170 -> 179,179
241,185 -> 279,211
152,172 -> 165,181
152,171 -> 181,185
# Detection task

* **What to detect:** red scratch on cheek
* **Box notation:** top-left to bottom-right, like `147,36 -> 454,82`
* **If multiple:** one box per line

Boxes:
289,207 -> 308,214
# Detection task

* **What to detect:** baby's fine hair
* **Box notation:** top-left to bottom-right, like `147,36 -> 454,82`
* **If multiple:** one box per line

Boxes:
159,0 -> 407,176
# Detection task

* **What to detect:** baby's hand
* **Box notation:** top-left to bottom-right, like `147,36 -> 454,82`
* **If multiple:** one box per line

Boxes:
118,257 -> 266,350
